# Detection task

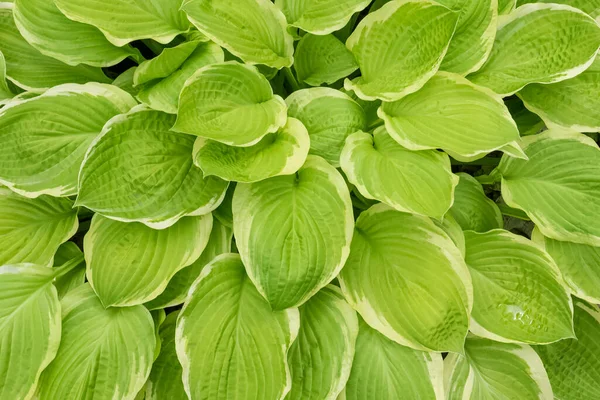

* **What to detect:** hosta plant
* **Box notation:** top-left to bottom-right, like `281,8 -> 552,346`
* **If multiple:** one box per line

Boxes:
1,0 -> 600,399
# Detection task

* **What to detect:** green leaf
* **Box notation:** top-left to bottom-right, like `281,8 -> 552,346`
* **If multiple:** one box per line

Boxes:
344,0 -> 458,101
286,87 -> 366,167
0,264 -> 62,400
341,128 -> 457,219
52,242 -> 86,299
134,41 -> 201,86
182,0 -> 294,69
0,50 -> 13,104
77,106 -> 228,229
0,4 -> 109,91
193,117 -> 310,183
294,33 -> 358,86
174,62 -> 287,146
85,214 -> 212,307
434,213 -> 467,257
534,300 -> 600,400
145,217 -> 232,309
518,57 -> 600,132
53,0 -> 190,46
498,0 -> 517,14
492,129 -> 600,246
437,0 -> 497,75
13,0 -> 140,67
343,318 -> 444,400
338,203 -> 472,353
467,4 -> 600,96
444,337 -> 553,400
233,155 -> 354,310
517,0 -> 600,21
464,229 -> 574,344
0,83 -> 137,197
276,0 -> 371,35
112,67 -> 140,97
175,253 -> 300,400
449,172 -> 503,232
0,189 -> 78,266
287,285 -> 358,400
36,284 -> 156,400
504,95 -> 545,136
379,72 -> 525,162
136,41 -> 224,114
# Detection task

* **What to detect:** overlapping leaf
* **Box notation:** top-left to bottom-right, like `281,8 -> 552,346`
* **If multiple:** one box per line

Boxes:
449,173 -> 503,232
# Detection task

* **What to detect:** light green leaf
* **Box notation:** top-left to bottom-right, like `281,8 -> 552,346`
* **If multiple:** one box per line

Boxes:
444,337 -> 553,400
517,0 -> 600,21
0,83 -> 137,197
0,3 -> 109,91
53,0 -> 190,46
344,0 -> 458,101
492,129 -> 600,246
149,309 -> 166,363
505,95 -> 545,136
437,0 -> 497,75
134,41 -> 201,86
233,155 -> 354,310
343,318 -> 444,400
182,0 -> 294,69
77,106 -> 228,229
13,0 -> 140,67
174,62 -> 287,146
136,41 -> 224,114
464,229 -> 574,344
534,300 -> 600,400
339,203 -> 472,353
112,67 -> 140,97
36,284 -> 155,400
85,213 -> 212,307
286,87 -> 366,167
0,263 -> 62,400
449,173 -> 503,232
213,183 -> 235,228
498,0 -> 517,14
145,217 -> 232,310
468,4 -> 600,96
288,285 -> 358,400
518,57 -> 600,132
0,50 -> 13,104
434,214 -> 466,257
340,128 -> 458,219
276,0 -> 371,35
175,253 -> 300,400
0,189 -> 77,266
379,72 -> 524,161
294,34 -> 358,86
193,117 -> 309,183
52,242 -> 86,300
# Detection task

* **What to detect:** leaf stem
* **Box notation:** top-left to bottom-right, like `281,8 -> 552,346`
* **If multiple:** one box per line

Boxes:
283,68 -> 301,92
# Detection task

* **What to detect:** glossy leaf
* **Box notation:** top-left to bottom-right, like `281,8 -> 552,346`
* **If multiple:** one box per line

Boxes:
449,172 -> 503,232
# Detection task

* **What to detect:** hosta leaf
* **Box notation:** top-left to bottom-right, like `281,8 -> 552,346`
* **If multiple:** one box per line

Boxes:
174,62 -> 287,146
0,83 -> 136,197
344,0 -> 458,101
288,285 -> 358,400
341,128 -> 457,219
85,214 -> 212,307
492,130 -> 600,246
77,107 -> 228,229
444,337 -> 552,400
13,0 -> 139,67
339,203 -> 472,353
343,318 -> 444,400
134,41 -> 201,86
145,217 -> 232,309
467,4 -> 600,96
294,34 -> 358,86
0,51 -> 13,104
533,228 -> 600,304
464,229 -> 574,344
379,72 -> 524,161
0,189 -> 77,266
136,41 -> 224,114
0,3 -> 109,91
449,173 -> 503,232
517,0 -> 600,21
176,253 -> 300,400
37,284 -> 155,400
498,0 -> 516,14
193,117 -> 310,183
518,57 -> 600,132
437,0 -> 497,75
534,300 -> 600,400
53,0 -> 190,46
233,155 -> 354,310
276,0 -> 371,35
434,214 -> 466,256
286,87 -> 366,167
182,0 -> 294,69
52,242 -> 86,299
113,67 -> 140,97
505,95 -> 545,136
